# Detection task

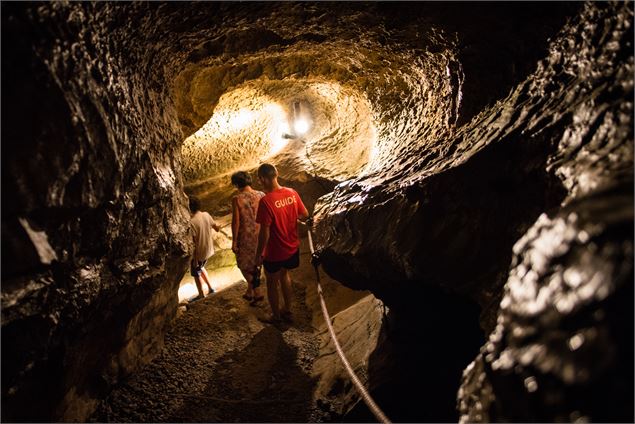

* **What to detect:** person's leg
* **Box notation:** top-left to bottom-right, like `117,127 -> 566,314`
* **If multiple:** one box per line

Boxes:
242,272 -> 254,299
200,266 -> 213,294
193,275 -> 205,299
280,251 -> 299,317
280,268 -> 293,315
252,269 -> 263,300
191,260 -> 205,299
237,254 -> 253,299
265,269 -> 282,319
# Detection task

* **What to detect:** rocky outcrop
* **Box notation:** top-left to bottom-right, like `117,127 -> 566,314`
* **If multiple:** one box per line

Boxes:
314,1 -> 632,312
312,295 -> 386,417
458,183 -> 633,423
306,276 -> 384,419
1,3 -> 191,421
314,1 -> 633,421
456,4 -> 634,421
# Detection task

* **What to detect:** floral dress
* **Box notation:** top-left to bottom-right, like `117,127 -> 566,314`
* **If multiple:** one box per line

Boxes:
234,190 -> 265,275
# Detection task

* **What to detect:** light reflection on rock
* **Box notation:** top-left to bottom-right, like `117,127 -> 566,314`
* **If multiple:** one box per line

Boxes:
459,181 -> 633,422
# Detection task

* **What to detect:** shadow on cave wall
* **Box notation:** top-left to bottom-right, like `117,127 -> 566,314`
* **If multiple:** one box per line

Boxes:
319,119 -> 569,313
2,3 -> 191,421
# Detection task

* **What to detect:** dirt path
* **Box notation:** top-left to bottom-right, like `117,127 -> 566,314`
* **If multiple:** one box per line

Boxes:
90,263 -> 328,423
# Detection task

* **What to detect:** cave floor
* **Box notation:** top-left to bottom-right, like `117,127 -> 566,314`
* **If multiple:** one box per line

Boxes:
90,268 -> 327,422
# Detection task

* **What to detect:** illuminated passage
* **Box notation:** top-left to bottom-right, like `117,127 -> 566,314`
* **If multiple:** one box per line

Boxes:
180,79 -> 377,204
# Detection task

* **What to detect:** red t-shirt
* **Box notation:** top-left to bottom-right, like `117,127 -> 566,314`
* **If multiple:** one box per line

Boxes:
256,187 -> 307,261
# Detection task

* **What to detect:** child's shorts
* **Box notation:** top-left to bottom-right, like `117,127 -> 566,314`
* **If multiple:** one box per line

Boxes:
190,259 -> 207,277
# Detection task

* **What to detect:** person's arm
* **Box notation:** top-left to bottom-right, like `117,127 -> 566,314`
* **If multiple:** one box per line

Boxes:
296,191 -> 309,220
254,199 -> 271,265
298,205 -> 309,220
209,213 -> 221,232
255,225 -> 270,266
231,197 -> 240,254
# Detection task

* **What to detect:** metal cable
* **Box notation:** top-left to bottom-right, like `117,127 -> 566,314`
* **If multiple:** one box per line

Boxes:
303,223 -> 392,424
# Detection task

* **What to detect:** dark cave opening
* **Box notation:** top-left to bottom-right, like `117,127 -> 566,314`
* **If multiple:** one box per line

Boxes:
343,284 -> 485,423
1,2 -> 633,423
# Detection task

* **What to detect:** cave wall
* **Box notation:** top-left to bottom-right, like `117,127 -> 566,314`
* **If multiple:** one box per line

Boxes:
313,1 -> 633,421
1,3 -> 192,421
314,0 -> 632,313
173,2 -> 576,216
458,181 -> 634,423
2,1 -> 629,422
457,4 -> 634,421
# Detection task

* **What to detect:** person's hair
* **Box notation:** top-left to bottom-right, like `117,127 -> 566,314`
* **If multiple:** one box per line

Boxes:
231,171 -> 252,188
189,196 -> 201,212
257,163 -> 278,180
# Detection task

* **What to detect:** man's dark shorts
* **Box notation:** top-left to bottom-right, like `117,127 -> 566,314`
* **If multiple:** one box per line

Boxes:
190,259 -> 207,277
263,250 -> 300,274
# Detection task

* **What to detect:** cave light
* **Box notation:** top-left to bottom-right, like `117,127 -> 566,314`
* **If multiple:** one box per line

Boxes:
292,100 -> 311,136
294,117 -> 310,135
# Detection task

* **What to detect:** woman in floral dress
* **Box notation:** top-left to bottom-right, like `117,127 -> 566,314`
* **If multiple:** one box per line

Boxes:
230,171 -> 265,303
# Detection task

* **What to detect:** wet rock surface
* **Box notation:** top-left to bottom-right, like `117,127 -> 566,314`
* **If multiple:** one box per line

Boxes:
2,3 -> 191,421
313,1 -> 633,421
456,4 -> 634,421
458,182 -> 633,423
315,0 -> 633,317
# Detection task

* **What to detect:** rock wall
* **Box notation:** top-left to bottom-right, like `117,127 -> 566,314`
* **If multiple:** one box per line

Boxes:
313,1 -> 633,421
305,274 -> 385,419
458,183 -> 633,422
1,3 -> 191,421
173,2 -> 576,215
457,4 -> 634,421
2,1 -> 629,422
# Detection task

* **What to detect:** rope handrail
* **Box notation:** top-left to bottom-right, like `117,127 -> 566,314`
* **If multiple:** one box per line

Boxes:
300,220 -> 391,424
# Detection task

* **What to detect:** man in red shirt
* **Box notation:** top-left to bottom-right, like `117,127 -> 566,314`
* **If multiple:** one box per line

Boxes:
255,163 -> 309,323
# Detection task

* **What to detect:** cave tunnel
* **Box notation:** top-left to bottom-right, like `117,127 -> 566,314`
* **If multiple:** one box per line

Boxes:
1,2 -> 633,423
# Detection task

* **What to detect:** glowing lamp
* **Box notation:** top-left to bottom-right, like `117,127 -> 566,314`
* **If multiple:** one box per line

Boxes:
294,118 -> 310,135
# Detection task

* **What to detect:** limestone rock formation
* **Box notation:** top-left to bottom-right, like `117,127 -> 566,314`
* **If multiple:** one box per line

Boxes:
456,4 -> 634,421
314,1 -> 632,317
458,184 -> 633,422
2,3 -> 192,421
313,1 -> 633,421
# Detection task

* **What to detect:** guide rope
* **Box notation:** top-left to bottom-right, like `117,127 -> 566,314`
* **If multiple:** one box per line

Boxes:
300,220 -> 391,424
